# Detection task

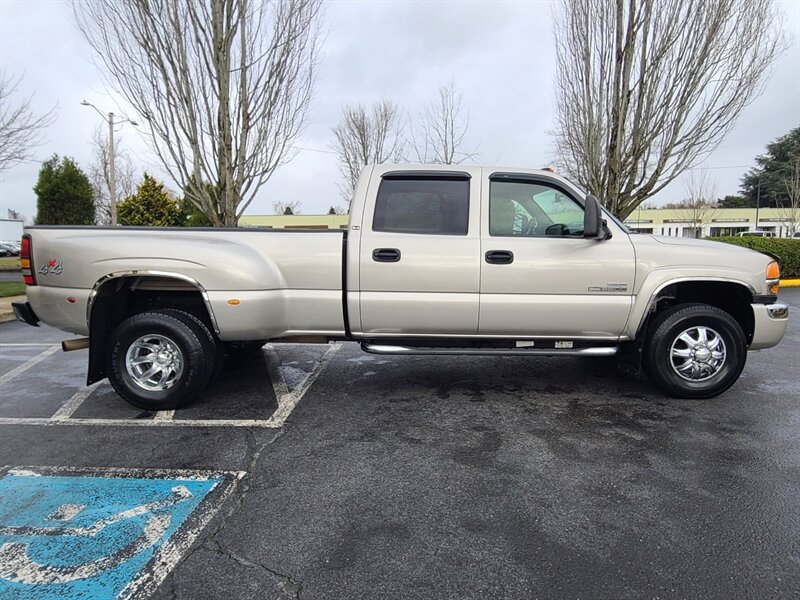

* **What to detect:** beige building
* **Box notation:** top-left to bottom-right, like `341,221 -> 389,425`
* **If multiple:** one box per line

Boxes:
623,207 -> 795,238
240,214 -> 348,230
240,207 -> 796,238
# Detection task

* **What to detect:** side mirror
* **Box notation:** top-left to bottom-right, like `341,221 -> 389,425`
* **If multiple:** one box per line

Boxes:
583,194 -> 606,239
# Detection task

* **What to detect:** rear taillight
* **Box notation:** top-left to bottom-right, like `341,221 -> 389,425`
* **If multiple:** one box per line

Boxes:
20,234 -> 36,286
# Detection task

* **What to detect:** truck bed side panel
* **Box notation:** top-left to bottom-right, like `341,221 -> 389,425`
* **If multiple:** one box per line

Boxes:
25,227 -> 345,340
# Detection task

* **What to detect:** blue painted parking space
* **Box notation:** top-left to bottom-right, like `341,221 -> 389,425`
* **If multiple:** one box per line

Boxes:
0,467 -> 241,599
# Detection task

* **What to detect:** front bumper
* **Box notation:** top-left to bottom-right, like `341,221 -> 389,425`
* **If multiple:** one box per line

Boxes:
749,302 -> 788,350
12,301 -> 40,327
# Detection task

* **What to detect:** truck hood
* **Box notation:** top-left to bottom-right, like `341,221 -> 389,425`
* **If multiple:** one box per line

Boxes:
628,234 -> 774,295
635,233 -> 767,257
650,234 -> 783,262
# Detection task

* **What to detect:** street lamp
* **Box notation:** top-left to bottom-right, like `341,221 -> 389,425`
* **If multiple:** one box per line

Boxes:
754,177 -> 761,234
80,101 -> 138,226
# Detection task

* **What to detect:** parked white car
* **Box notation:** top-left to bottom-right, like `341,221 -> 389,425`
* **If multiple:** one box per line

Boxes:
736,231 -> 775,237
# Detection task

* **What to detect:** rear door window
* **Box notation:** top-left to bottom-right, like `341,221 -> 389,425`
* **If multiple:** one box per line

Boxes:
373,176 -> 469,235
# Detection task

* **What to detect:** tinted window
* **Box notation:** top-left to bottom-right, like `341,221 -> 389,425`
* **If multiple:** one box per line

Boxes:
373,176 -> 469,235
490,179 -> 585,238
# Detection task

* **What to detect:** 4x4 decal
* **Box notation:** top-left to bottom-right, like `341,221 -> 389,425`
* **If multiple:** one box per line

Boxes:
38,259 -> 63,276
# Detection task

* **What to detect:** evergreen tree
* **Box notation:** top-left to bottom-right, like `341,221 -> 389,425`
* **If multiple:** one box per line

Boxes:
718,195 -> 755,209
741,127 -> 800,208
117,173 -> 181,226
34,155 -> 95,225
179,196 -> 216,227
177,182 -> 219,226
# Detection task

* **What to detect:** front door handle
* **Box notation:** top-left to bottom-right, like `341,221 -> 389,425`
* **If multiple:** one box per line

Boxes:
372,248 -> 401,263
485,250 -> 514,265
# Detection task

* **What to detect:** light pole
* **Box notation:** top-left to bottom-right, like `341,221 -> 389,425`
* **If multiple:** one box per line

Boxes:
754,178 -> 761,233
80,101 -> 138,226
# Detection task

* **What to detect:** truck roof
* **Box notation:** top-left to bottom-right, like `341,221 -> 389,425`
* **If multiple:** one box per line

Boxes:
365,164 -> 586,200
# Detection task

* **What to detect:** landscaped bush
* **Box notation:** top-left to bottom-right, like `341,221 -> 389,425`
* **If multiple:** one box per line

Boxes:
710,237 -> 800,278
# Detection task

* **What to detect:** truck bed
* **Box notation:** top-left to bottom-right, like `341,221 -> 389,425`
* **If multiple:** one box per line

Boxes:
24,226 -> 347,340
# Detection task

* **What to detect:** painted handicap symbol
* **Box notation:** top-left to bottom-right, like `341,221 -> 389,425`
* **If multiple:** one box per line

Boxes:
0,485 -> 192,584
0,468 -> 235,599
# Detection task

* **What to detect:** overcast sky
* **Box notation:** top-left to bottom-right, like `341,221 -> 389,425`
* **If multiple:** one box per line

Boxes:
1,0 -> 799,222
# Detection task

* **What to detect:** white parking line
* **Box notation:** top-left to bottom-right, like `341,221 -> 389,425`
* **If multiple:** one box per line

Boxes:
0,343 -> 61,347
264,343 -> 340,428
0,343 -> 340,428
51,382 -> 103,420
0,417 -> 280,428
0,346 -> 60,386
264,347 -> 290,400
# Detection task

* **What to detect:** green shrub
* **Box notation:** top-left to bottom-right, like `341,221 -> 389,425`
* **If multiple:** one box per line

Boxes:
710,237 -> 800,278
117,173 -> 181,227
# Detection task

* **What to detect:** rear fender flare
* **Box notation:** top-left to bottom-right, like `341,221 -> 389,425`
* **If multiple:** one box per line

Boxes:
86,270 -> 218,385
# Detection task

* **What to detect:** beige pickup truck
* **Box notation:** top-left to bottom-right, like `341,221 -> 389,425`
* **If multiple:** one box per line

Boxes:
13,165 -> 788,409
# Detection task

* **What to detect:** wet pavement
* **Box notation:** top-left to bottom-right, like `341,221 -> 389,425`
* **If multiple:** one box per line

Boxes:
0,289 -> 798,599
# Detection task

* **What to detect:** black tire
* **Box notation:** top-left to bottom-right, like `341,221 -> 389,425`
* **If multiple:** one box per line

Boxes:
224,340 -> 267,360
107,311 -> 210,410
642,303 -> 747,399
158,308 -> 225,383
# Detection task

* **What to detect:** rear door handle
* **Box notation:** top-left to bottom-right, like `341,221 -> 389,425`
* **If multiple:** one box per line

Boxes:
372,248 -> 401,263
485,250 -> 514,265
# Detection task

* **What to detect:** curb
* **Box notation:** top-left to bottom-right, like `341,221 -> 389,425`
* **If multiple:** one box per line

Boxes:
781,279 -> 800,288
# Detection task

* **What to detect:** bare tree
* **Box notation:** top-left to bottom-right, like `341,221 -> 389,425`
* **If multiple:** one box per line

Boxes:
666,170 -> 719,238
412,82 -> 476,165
272,200 -> 302,215
778,157 -> 800,236
0,72 -> 56,172
74,0 -> 322,227
88,127 -> 136,225
331,101 -> 404,201
552,0 -> 786,219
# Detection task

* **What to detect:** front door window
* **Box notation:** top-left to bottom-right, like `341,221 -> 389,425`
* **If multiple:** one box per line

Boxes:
490,180 -> 585,238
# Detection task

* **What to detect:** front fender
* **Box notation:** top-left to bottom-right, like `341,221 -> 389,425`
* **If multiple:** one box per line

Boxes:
625,269 -> 758,339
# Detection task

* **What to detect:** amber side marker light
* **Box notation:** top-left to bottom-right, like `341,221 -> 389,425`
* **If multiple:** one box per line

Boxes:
227,299 -> 240,305
766,261 -> 780,295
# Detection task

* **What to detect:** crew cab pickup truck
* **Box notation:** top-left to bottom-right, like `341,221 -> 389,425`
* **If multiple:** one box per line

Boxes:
13,165 -> 789,409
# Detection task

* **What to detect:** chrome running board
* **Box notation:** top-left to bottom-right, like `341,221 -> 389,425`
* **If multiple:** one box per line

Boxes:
361,343 -> 619,357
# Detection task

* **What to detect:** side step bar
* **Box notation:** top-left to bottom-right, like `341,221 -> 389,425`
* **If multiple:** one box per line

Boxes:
361,343 -> 619,357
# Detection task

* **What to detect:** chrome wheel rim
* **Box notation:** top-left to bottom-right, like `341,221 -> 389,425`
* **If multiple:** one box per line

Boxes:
125,334 -> 184,391
669,326 -> 727,382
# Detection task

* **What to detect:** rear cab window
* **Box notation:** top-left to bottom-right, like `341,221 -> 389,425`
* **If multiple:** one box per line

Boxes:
373,176 -> 470,235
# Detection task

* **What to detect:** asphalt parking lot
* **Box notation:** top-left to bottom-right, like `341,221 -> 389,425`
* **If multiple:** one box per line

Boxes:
1,290 -> 798,599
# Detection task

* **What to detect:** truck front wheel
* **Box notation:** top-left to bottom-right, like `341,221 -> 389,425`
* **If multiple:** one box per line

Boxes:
643,303 -> 747,399
107,311 -> 210,410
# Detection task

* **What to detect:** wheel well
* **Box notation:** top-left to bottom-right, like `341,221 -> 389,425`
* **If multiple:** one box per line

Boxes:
647,281 -> 754,344
87,275 -> 216,384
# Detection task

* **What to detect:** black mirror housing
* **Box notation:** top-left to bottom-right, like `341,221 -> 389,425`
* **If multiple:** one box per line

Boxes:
583,194 -> 605,239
